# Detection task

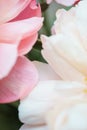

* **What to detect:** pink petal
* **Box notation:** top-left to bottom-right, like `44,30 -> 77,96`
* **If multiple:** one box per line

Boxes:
0,17 -> 43,55
0,56 -> 38,103
18,33 -> 38,55
0,0 -> 30,24
11,0 -> 41,22
0,43 -> 17,79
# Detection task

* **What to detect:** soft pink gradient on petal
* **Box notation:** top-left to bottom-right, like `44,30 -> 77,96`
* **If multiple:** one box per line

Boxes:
0,43 -> 17,79
0,0 -> 43,103
0,56 -> 38,103
0,18 -> 43,42
18,34 -> 38,55
12,0 -> 41,21
0,17 -> 43,54
0,0 -> 30,24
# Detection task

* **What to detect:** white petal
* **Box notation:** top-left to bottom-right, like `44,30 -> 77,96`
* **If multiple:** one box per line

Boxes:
41,35 -> 85,81
20,125 -> 48,130
33,61 -> 60,81
19,81 -> 86,125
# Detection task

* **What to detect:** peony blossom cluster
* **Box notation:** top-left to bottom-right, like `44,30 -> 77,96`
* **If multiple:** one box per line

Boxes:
18,0 -> 87,130
0,0 -> 43,103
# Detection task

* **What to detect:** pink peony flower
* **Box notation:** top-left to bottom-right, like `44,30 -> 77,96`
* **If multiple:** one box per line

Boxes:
46,0 -> 80,6
0,0 -> 43,103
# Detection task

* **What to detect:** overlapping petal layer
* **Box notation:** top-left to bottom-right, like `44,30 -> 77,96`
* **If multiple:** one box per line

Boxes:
19,1 -> 87,130
19,80 -> 87,129
12,0 -> 41,21
0,17 -> 43,55
0,44 -> 17,79
0,0 -> 43,103
0,0 -> 30,24
41,0 -> 87,82
0,56 -> 38,103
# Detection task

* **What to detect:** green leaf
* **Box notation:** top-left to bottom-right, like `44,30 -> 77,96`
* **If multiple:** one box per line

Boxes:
44,1 -> 64,35
37,0 -> 46,4
26,41 -> 46,63
0,104 -> 22,130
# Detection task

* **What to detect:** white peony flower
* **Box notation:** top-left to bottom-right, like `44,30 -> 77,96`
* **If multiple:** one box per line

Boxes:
41,0 -> 87,82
